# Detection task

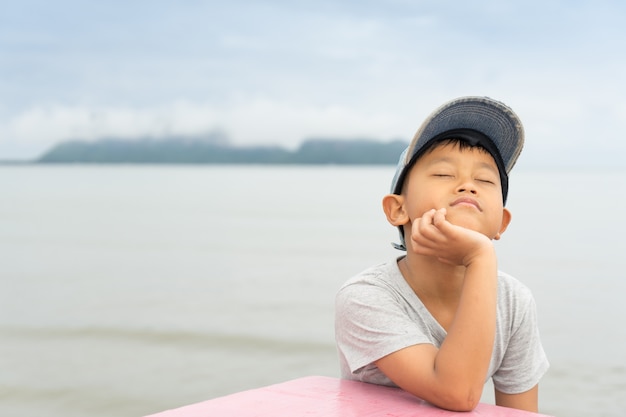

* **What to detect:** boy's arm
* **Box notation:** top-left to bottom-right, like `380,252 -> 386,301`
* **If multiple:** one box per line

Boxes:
495,385 -> 539,413
375,208 -> 498,412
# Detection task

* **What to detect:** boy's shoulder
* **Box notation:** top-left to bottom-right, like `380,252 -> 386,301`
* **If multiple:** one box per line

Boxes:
336,258 -> 411,302
497,270 -> 533,297
337,261 -> 538,319
339,258 -> 403,290
496,270 -> 538,321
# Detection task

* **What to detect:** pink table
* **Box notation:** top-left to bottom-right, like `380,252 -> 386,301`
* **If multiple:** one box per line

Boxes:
146,376 -> 552,416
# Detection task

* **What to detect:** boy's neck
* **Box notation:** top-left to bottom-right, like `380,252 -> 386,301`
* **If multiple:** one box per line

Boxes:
398,254 -> 465,303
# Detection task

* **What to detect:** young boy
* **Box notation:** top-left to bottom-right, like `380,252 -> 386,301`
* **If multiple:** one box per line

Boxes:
335,96 -> 549,412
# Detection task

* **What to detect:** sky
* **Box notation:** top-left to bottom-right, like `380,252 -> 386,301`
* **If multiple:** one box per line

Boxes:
1,0 -> 626,168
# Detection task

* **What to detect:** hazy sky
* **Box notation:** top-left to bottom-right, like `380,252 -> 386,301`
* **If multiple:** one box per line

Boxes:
1,0 -> 626,167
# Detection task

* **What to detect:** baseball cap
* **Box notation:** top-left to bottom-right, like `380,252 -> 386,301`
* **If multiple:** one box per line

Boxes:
390,96 -> 525,251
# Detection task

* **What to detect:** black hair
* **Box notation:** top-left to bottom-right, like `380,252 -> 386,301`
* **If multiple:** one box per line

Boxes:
393,128 -> 509,204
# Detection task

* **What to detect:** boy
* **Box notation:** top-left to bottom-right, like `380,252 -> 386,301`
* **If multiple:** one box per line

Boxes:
335,96 -> 549,412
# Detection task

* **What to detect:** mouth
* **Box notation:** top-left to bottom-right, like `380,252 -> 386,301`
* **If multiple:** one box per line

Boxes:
450,197 -> 482,211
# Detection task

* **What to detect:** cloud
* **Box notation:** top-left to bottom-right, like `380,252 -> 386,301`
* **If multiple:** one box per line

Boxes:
4,101 -> 217,141
0,98 -> 414,157
2,0 -> 626,165
221,98 -> 410,147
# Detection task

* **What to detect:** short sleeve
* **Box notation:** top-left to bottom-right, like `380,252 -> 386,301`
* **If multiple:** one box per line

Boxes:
492,293 -> 550,394
335,262 -> 443,384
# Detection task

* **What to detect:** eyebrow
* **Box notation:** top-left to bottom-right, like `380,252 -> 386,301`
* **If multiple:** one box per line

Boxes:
475,161 -> 499,173
427,157 -> 499,173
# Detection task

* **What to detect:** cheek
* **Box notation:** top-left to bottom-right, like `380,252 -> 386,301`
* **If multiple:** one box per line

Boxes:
403,183 -> 440,213
404,196 -> 437,220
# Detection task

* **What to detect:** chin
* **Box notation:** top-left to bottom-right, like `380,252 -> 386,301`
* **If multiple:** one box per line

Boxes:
446,214 -> 487,235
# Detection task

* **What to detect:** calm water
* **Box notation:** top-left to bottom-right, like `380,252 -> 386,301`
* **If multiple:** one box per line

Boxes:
1,165 -> 625,417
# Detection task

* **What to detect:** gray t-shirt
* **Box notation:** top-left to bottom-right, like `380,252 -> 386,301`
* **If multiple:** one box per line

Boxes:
335,257 -> 549,394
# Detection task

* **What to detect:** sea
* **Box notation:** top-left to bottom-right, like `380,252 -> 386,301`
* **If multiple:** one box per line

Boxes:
1,164 -> 625,417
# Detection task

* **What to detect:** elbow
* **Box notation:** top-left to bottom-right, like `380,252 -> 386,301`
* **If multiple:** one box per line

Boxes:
446,396 -> 480,412
434,387 -> 482,412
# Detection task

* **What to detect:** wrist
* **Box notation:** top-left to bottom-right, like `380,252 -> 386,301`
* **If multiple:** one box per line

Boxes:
462,241 -> 496,269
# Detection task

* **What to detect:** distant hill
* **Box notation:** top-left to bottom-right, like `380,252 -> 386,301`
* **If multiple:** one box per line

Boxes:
37,138 -> 408,165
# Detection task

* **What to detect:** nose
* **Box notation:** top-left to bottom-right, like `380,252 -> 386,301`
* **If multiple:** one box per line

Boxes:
456,178 -> 477,195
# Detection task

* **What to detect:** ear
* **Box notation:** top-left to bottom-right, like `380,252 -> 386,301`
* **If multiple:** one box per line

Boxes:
493,208 -> 512,240
382,194 -> 410,227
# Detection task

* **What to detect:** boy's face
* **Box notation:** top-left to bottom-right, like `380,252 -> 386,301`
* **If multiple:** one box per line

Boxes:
401,142 -> 510,240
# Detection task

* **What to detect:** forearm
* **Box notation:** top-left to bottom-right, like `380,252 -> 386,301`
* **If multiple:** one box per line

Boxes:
434,247 -> 498,405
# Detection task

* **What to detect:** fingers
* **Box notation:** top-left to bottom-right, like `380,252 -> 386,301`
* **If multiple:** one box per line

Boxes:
410,207 -> 493,266
410,210 -> 455,261
411,208 -> 448,250
432,208 -> 447,227
416,208 -> 447,236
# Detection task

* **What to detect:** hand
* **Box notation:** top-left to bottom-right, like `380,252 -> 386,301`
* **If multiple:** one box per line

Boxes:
409,208 -> 493,267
